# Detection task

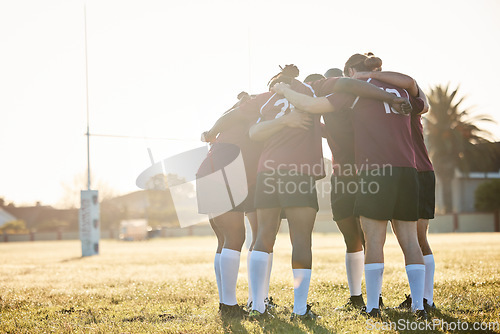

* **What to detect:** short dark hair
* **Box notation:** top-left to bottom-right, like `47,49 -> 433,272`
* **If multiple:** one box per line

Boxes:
267,64 -> 300,89
324,68 -> 343,78
303,73 -> 325,83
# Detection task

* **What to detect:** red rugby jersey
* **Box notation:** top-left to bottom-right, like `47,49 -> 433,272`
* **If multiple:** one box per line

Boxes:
310,77 -> 340,97
197,98 -> 264,188
254,79 -> 325,179
411,113 -> 434,172
351,78 -> 420,170
309,77 -> 357,175
324,92 -> 357,176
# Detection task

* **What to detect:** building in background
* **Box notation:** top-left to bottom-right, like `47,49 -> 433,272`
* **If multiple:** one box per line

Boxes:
436,142 -> 500,213
0,208 -> 17,228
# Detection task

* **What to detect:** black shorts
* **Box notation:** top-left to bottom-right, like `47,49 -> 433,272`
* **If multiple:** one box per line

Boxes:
354,167 -> 419,221
418,171 -> 435,220
330,174 -> 358,221
233,185 -> 256,213
197,143 -> 254,214
254,171 -> 319,211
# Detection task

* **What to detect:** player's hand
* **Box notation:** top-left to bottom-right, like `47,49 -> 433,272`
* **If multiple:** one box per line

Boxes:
201,130 -> 217,143
351,71 -> 371,80
272,82 -> 291,95
281,111 -> 312,130
390,97 -> 412,115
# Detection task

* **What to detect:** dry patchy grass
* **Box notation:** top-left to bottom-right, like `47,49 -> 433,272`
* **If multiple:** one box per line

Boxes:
0,232 -> 499,333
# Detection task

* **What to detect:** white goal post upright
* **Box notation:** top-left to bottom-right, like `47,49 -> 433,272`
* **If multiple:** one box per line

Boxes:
79,190 -> 100,256
79,3 -> 100,257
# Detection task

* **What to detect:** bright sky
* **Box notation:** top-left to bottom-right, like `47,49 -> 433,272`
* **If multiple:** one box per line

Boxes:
1,0 -> 499,208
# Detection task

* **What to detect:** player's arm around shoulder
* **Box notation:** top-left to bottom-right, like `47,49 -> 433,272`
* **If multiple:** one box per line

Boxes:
249,110 -> 312,142
352,71 -> 419,97
272,83 -> 333,114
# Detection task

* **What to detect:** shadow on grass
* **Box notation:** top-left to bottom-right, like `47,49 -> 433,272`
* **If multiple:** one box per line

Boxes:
60,256 -> 85,263
296,318 -> 333,334
223,307 -> 331,334
221,317 -> 251,334
237,316 -> 311,334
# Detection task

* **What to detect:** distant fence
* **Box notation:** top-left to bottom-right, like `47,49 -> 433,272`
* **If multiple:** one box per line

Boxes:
0,230 -> 116,243
0,212 -> 498,243
0,226 -> 215,243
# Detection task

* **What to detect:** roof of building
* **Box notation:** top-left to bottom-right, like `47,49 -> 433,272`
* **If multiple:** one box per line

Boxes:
460,142 -> 500,173
2,204 -> 78,230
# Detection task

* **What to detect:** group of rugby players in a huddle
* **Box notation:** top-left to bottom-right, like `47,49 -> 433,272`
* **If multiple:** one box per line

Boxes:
197,52 -> 436,321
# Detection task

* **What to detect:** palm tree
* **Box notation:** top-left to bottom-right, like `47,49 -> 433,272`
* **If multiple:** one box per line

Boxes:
425,83 -> 495,213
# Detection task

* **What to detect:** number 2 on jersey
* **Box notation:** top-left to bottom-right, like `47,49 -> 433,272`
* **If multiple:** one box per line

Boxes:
274,98 -> 293,118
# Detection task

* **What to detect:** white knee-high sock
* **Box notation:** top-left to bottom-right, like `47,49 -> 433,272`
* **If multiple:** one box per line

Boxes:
346,251 -> 364,296
292,269 -> 312,315
249,250 -> 269,313
247,250 -> 252,307
220,248 -> 241,306
214,253 -> 222,303
365,263 -> 384,312
264,253 -> 273,302
406,264 -> 425,311
423,255 -> 435,305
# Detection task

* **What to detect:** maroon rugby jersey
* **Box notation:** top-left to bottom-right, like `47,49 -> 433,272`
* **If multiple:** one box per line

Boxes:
254,79 -> 325,179
237,91 -> 274,120
197,99 -> 264,188
309,77 -> 357,176
323,92 -> 357,176
411,112 -> 434,172
310,77 -> 340,97
351,78 -> 422,170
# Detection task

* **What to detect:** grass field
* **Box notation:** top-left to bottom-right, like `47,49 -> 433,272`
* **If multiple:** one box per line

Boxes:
1,232 -> 499,333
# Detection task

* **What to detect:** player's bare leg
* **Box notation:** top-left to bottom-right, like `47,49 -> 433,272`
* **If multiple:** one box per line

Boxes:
249,208 -> 281,314
286,206 -> 319,318
209,219 -> 224,309
392,219 -> 425,313
336,216 -> 365,308
246,211 -> 258,308
360,216 -> 387,316
417,219 -> 435,310
213,212 -> 246,317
